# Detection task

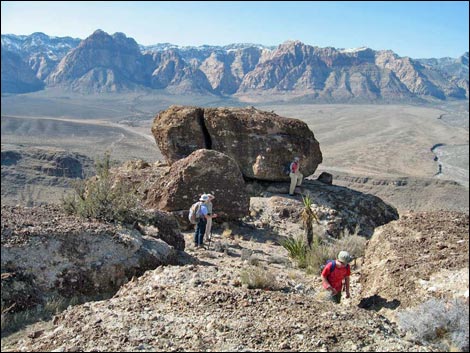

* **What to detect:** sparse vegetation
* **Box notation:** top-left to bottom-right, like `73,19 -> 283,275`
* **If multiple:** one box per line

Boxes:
397,298 -> 469,352
281,216 -> 366,274
1,293 -> 110,337
222,227 -> 233,239
61,152 -> 147,224
19,184 -> 42,207
300,194 -> 319,248
304,243 -> 331,275
280,236 -> 308,268
239,265 -> 277,290
332,234 -> 367,261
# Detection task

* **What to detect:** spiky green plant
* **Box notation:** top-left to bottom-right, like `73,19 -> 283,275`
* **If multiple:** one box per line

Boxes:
281,236 -> 308,268
300,194 -> 319,248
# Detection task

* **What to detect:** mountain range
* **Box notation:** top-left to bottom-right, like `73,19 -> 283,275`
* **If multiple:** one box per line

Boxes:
1,30 -> 468,102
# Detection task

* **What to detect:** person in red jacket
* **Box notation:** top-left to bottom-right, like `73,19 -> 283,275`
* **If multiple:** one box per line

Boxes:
321,251 -> 353,303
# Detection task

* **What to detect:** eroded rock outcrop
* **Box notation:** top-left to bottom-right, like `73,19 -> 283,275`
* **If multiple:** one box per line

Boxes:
115,150 -> 250,226
247,179 -> 399,238
360,211 -> 469,311
152,105 -> 322,181
1,204 -> 187,313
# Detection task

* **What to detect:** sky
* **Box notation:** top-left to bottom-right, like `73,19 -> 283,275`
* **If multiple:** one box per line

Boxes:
1,1 -> 469,58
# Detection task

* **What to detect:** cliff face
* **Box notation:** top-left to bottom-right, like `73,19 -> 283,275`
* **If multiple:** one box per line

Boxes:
46,30 -> 149,92
2,31 -> 468,101
1,50 -> 44,93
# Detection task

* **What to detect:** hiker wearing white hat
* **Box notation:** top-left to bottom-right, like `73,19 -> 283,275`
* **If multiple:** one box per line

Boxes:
193,194 -> 209,248
203,193 -> 218,242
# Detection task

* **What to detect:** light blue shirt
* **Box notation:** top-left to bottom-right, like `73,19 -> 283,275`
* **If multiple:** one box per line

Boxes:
199,204 -> 208,217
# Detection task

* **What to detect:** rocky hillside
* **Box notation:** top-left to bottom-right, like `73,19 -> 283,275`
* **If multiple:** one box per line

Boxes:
2,203 -> 468,351
1,50 -> 44,93
2,30 -> 468,101
360,211 -> 469,313
1,145 -> 95,206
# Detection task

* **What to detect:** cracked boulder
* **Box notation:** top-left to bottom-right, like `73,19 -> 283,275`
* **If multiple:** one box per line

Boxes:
151,105 -> 322,181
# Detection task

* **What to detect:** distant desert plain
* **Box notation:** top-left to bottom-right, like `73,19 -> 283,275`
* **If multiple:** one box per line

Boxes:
1,90 -> 468,214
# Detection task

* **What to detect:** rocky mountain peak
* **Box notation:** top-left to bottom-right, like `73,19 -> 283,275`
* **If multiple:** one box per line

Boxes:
2,31 -> 468,100
46,29 -> 147,92
79,29 -> 140,54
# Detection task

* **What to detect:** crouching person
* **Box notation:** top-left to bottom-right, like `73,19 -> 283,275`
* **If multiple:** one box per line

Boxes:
321,251 -> 352,304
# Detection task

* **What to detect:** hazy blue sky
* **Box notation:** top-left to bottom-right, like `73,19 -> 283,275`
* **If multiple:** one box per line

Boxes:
1,1 -> 468,58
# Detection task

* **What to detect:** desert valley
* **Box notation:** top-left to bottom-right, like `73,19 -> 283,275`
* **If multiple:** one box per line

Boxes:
1,29 -> 468,352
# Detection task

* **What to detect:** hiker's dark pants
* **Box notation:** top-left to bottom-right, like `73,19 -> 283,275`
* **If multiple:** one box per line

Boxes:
194,218 -> 207,246
328,291 -> 342,304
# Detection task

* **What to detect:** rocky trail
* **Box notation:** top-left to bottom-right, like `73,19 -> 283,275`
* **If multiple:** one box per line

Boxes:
3,203 -> 468,352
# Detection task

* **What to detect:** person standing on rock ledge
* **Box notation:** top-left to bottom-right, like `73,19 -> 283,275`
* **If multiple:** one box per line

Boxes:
321,251 -> 352,304
289,156 -> 303,195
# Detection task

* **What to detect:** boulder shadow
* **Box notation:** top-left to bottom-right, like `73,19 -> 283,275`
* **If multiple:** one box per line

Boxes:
358,294 -> 401,311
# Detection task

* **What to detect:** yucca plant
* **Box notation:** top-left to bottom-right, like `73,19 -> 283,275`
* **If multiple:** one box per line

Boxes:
300,194 -> 319,248
281,236 -> 308,268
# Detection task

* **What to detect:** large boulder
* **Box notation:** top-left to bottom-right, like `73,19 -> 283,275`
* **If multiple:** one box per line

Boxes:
146,149 -> 250,223
151,105 -> 322,181
151,106 -> 206,162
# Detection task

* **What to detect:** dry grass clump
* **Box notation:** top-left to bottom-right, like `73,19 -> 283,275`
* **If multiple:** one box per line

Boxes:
239,265 -> 277,290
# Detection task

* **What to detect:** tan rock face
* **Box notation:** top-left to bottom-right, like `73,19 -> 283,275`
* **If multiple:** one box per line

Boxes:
152,105 -> 322,181
151,106 -> 206,162
146,149 -> 249,222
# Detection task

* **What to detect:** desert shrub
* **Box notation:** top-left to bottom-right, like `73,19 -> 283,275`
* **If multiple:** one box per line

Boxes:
61,152 -> 147,224
222,228 -> 233,238
329,235 -> 367,261
19,184 -> 41,207
281,236 -> 308,268
305,243 -> 332,274
239,265 -> 277,290
397,298 -> 469,351
1,293 -> 108,336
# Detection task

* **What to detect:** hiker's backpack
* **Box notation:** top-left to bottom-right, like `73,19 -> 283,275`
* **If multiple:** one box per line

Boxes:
321,259 -> 350,276
188,201 -> 202,224
283,162 -> 291,175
